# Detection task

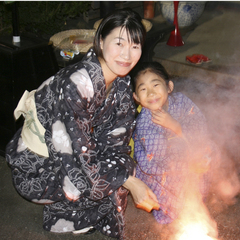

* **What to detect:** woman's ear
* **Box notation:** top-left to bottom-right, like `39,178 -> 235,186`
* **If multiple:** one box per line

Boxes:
100,36 -> 103,50
168,80 -> 174,93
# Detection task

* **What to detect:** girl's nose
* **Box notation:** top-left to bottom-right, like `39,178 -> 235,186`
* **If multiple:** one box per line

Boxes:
147,89 -> 155,96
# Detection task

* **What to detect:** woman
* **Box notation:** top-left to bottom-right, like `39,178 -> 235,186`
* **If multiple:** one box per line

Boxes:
6,9 -> 159,239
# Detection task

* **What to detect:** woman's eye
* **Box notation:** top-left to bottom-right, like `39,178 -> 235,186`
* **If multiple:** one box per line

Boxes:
117,42 -> 123,46
140,88 -> 146,91
133,45 -> 140,49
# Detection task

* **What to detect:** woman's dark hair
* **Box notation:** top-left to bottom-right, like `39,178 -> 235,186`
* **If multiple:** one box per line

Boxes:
93,8 -> 146,57
131,61 -> 171,91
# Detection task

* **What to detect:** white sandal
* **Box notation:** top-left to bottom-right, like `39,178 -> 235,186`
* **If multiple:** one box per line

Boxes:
72,226 -> 94,234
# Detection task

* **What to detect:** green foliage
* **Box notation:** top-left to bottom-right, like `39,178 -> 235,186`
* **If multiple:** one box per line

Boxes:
0,1 -> 92,37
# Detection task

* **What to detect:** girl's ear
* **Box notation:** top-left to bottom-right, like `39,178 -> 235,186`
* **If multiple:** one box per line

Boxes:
133,92 -> 140,103
168,80 -> 174,93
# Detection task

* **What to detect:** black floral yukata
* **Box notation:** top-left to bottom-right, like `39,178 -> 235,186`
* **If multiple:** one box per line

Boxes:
5,48 -> 136,239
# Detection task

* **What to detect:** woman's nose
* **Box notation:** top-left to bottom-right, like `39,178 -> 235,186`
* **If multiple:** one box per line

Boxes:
121,47 -> 130,60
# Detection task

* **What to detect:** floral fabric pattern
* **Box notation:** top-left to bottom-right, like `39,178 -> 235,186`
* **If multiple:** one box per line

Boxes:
6,48 -> 136,239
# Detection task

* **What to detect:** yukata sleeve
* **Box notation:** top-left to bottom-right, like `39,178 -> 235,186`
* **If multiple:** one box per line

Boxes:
179,95 -> 209,142
178,95 -> 216,169
90,77 -> 137,198
52,69 -> 135,201
134,115 -> 168,175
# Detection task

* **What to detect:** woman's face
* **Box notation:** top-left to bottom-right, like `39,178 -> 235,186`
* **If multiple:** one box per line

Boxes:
100,27 -> 142,79
133,70 -> 174,111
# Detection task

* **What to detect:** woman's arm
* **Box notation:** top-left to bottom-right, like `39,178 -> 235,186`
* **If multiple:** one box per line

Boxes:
123,175 -> 160,212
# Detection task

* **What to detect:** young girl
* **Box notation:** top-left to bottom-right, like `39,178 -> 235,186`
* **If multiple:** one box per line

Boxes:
131,61 -> 223,225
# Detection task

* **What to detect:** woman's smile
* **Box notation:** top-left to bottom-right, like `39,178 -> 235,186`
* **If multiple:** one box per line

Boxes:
116,61 -> 131,67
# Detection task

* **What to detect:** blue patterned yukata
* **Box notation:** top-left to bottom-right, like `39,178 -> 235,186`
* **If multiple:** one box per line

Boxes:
133,92 -> 217,224
5,48 -> 136,239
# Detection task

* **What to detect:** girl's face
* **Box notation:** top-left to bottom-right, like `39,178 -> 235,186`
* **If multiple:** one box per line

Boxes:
100,27 -> 142,81
133,70 -> 174,111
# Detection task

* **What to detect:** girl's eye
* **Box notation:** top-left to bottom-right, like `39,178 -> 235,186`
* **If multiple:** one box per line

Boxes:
154,84 -> 160,87
117,42 -> 123,46
140,88 -> 146,91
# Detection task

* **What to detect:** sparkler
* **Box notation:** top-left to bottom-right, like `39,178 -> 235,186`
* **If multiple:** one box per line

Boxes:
173,173 -> 219,240
178,222 -> 218,240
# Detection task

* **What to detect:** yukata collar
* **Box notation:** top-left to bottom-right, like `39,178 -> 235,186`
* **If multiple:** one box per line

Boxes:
81,48 -> 106,97
82,48 -> 131,98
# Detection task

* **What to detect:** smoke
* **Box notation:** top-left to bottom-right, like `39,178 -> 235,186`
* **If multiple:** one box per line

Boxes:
172,73 -> 240,208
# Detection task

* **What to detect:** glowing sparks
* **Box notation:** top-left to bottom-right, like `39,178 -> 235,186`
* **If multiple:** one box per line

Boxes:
147,153 -> 154,161
161,172 -> 167,186
173,172 -> 219,240
178,222 -> 217,240
188,106 -> 195,115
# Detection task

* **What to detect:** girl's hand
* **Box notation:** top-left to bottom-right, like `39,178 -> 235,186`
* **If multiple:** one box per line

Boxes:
123,176 -> 160,212
151,108 -> 182,136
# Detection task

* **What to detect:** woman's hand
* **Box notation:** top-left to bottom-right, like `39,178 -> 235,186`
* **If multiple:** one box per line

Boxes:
151,108 -> 182,136
123,176 -> 160,212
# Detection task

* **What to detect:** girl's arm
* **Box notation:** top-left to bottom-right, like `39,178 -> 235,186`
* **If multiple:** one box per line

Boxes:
151,108 -> 183,137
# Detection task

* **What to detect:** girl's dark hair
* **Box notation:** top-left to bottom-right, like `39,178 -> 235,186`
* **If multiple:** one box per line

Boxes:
131,61 -> 171,91
93,8 -> 146,57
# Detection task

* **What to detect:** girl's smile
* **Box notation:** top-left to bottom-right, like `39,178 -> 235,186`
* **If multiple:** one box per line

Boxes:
133,70 -> 174,111
148,98 -> 160,104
